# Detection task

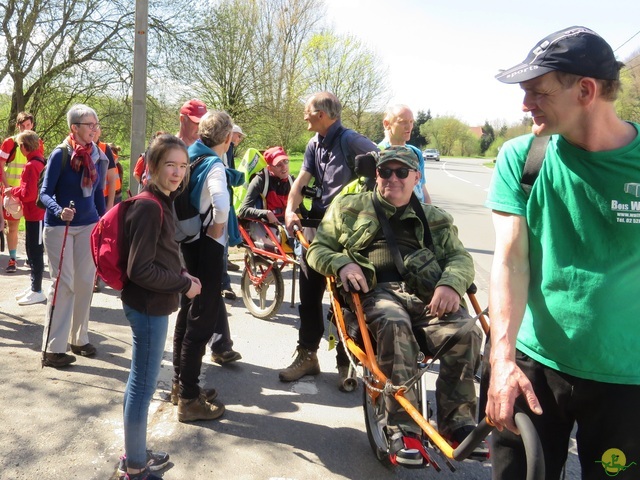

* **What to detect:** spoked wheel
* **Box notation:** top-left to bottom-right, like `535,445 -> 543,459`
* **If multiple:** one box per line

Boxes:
362,368 -> 391,466
241,256 -> 284,319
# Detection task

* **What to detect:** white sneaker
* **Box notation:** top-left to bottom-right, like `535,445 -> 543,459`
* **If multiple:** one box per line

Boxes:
15,287 -> 31,300
17,290 -> 47,305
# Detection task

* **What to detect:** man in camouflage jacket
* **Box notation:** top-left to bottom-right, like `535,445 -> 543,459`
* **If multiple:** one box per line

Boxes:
307,146 -> 481,461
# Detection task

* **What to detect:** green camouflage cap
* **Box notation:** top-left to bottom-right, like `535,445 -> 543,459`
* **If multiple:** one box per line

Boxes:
377,146 -> 419,170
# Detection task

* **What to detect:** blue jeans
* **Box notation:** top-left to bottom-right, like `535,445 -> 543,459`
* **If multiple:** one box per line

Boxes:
123,304 -> 168,470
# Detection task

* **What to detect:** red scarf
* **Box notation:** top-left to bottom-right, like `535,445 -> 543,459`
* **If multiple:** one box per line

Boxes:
67,134 -> 97,190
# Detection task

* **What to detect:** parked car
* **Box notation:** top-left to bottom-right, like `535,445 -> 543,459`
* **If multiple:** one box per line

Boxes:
423,148 -> 440,161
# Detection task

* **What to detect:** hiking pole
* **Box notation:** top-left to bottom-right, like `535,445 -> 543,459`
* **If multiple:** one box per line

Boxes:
42,200 -> 74,368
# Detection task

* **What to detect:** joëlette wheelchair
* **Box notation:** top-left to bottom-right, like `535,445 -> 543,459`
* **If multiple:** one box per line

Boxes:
238,218 -> 299,319
295,227 -> 545,478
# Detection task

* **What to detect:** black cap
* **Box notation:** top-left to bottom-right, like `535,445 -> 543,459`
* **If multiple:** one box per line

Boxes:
496,26 -> 620,84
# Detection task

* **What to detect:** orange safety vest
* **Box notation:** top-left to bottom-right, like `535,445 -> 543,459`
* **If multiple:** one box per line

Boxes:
99,141 -> 122,195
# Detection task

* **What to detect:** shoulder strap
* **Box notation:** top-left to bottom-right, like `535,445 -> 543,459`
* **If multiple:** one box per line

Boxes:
56,142 -> 70,169
520,136 -> 550,196
409,194 -> 435,253
339,128 -> 355,171
190,154 -> 213,171
132,191 -> 164,225
260,170 -> 270,198
7,137 -> 18,164
372,193 -> 407,276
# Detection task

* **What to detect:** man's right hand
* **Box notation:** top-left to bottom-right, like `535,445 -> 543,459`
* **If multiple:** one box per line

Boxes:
284,209 -> 301,236
486,358 -> 542,434
338,263 -> 369,293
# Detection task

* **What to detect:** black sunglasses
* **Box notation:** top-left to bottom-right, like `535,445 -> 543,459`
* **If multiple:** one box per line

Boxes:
377,166 -> 415,180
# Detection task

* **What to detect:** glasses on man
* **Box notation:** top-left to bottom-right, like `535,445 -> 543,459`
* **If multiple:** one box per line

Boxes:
274,160 -> 289,166
75,122 -> 100,130
377,166 -> 415,179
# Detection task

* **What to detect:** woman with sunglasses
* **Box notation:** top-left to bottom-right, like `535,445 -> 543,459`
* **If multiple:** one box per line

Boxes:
39,104 -> 109,367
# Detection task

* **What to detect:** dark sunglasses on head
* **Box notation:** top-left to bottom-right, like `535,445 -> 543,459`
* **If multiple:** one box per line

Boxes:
377,166 -> 415,179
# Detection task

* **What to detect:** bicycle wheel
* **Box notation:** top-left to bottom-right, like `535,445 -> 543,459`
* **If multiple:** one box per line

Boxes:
241,257 -> 284,319
362,368 -> 391,465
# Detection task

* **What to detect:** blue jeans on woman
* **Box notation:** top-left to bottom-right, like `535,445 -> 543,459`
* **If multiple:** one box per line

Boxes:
123,303 -> 168,469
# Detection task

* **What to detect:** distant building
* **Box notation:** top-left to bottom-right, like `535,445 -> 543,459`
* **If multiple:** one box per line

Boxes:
469,126 -> 483,138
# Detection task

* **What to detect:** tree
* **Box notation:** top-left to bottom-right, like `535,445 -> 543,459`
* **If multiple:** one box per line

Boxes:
302,31 -> 389,132
0,0 -> 136,138
616,50 -> 640,123
410,109 -> 431,148
0,0 -> 195,150
420,116 -> 470,156
480,121 -> 495,154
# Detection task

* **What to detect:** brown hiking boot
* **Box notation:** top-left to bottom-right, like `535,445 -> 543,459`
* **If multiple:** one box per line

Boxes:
278,347 -> 320,382
178,395 -> 225,422
42,352 -> 76,368
171,381 -> 218,405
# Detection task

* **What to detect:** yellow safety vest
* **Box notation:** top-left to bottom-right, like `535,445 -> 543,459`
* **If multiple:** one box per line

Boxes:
4,136 -> 27,187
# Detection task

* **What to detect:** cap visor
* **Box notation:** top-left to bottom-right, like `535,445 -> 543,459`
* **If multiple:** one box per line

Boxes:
187,115 -> 203,123
495,64 -> 555,84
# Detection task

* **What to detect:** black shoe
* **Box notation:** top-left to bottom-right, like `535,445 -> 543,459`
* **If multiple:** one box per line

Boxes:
119,469 -> 163,480
42,352 -> 76,368
211,349 -> 242,364
70,343 -> 97,356
222,289 -> 237,300
117,450 -> 169,475
227,261 -> 241,271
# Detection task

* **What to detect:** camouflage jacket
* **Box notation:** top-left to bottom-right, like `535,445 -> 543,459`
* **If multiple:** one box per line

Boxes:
306,190 -> 474,298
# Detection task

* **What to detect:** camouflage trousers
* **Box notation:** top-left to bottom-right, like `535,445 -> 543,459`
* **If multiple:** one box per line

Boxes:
353,282 -> 482,438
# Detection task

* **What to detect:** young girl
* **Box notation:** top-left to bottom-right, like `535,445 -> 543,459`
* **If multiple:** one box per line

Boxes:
119,134 -> 201,480
9,130 -> 46,305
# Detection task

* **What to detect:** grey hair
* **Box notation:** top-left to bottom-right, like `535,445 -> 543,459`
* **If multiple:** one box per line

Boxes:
67,104 -> 98,128
198,110 -> 233,148
383,104 -> 413,123
308,91 -> 342,120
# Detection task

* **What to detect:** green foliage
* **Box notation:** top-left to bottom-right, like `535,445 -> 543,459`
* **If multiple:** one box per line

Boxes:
480,121 -> 495,154
420,115 -> 470,156
616,51 -> 640,123
410,109 -> 431,148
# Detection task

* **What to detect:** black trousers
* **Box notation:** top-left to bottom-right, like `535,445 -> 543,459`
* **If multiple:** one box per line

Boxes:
298,248 -> 348,366
25,220 -> 44,292
173,235 -> 228,399
491,350 -> 640,480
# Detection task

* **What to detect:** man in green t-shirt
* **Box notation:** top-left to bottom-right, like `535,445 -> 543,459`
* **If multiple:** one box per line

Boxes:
486,26 -> 640,479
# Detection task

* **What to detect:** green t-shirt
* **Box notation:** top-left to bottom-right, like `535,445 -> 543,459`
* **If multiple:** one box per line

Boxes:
486,125 -> 640,384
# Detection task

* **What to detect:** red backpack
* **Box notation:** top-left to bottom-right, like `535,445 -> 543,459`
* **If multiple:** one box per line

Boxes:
90,191 -> 163,290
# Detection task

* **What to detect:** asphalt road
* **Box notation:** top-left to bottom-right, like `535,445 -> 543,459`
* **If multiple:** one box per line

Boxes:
0,157 -> 580,479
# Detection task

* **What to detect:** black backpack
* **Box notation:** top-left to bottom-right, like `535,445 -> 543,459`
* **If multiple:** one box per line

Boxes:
173,154 -> 218,243
36,143 -> 71,210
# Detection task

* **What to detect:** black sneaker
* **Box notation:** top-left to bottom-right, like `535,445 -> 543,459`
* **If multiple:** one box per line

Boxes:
70,343 -> 97,356
119,470 -> 163,480
6,258 -> 17,273
117,450 -> 170,475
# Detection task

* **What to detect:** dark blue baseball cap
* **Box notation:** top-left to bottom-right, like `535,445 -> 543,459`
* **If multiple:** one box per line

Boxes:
496,26 -> 620,84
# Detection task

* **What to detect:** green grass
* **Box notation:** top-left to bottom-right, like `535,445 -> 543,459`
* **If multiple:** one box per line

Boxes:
288,153 -> 303,177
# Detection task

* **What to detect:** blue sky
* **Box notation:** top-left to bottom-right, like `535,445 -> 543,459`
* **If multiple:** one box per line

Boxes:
323,0 -> 640,126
